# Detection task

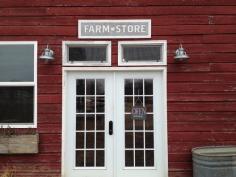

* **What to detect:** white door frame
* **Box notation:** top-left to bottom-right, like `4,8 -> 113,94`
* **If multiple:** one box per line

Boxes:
62,67 -> 168,177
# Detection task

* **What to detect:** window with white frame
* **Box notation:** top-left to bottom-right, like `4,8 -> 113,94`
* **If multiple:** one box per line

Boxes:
118,40 -> 167,66
63,41 -> 111,66
0,42 -> 37,128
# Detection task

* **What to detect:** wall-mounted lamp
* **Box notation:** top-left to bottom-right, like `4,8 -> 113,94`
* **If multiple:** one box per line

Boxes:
174,44 -> 189,61
39,45 -> 54,61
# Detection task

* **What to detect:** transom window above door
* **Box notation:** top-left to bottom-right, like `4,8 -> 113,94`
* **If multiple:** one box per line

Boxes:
118,40 -> 167,66
63,41 -> 111,66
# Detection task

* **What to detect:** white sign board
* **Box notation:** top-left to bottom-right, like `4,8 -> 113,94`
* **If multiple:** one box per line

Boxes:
78,20 -> 151,39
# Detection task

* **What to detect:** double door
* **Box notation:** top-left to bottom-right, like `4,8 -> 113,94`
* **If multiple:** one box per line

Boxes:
63,71 -> 167,177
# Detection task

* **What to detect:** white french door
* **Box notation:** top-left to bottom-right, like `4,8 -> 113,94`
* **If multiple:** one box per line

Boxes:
63,70 -> 167,177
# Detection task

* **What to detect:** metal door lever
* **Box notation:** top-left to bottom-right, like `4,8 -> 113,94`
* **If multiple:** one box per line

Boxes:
109,121 -> 113,135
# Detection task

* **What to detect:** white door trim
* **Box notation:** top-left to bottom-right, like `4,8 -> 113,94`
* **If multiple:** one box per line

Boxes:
62,67 -> 168,177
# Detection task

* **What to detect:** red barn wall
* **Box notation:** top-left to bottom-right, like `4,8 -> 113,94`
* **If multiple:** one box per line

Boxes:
0,1 -> 236,177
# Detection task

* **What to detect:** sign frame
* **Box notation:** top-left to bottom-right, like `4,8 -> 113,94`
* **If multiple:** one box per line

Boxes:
78,19 -> 151,39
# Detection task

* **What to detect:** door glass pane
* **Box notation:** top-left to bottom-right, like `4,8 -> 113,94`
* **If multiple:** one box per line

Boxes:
86,132 -> 95,148
0,86 -> 34,123
86,150 -> 95,166
96,150 -> 104,166
125,79 -> 133,95
134,79 -> 143,95
125,114 -> 133,130
86,79 -> 95,95
145,114 -> 153,130
76,114 -> 85,130
125,150 -> 134,167
125,97 -> 133,112
75,79 -> 106,167
125,132 -> 133,148
86,96 -> 95,113
76,132 -> 84,149
76,79 -> 85,95
96,97 -> 105,112
135,132 -> 144,148
0,44 -> 34,82
86,114 -> 95,130
145,132 -> 154,148
76,97 -> 85,113
96,79 -> 104,95
96,114 -> 105,130
146,150 -> 154,166
96,132 -> 104,148
135,150 -> 144,166
124,78 -> 155,167
76,150 -> 84,167
144,79 -> 153,95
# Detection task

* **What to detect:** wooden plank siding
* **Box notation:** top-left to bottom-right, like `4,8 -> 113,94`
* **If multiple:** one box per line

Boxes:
0,1 -> 236,177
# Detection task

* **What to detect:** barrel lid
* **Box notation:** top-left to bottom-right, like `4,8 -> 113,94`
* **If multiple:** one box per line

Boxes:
192,146 -> 236,157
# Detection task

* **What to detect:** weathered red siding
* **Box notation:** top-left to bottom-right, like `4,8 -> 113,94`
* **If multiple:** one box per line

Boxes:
0,1 -> 236,177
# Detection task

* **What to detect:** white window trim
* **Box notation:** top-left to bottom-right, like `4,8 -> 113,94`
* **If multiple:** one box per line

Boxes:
118,40 -> 167,66
0,41 -> 37,128
62,41 -> 111,66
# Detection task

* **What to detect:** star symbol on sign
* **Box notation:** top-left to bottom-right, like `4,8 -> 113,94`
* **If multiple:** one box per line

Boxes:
111,27 -> 115,31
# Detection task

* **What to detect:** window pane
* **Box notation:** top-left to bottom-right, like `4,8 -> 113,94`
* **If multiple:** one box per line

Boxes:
125,150 -> 134,167
96,114 -> 105,130
86,114 -> 95,130
0,87 -> 34,123
96,79 -> 104,95
76,150 -> 84,167
86,150 -> 95,166
125,79 -> 133,95
123,45 -> 161,62
146,150 -> 154,166
76,132 -> 84,149
135,150 -> 144,166
76,79 -> 85,95
125,114 -> 133,130
86,132 -> 95,148
86,79 -> 95,95
76,97 -> 85,113
135,132 -> 144,148
96,132 -> 104,148
134,79 -> 143,95
96,150 -> 104,167
144,79 -> 153,95
76,114 -> 85,130
0,44 -> 34,82
69,46 -> 107,62
125,132 -> 133,148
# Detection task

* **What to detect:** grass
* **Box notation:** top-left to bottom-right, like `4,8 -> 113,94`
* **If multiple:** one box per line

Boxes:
0,167 -> 15,177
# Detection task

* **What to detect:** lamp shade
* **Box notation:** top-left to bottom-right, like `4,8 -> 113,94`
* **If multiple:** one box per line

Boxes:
40,45 -> 54,60
174,44 -> 189,61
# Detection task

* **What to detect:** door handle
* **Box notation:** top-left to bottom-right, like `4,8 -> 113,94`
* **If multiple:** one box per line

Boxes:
109,121 -> 113,135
